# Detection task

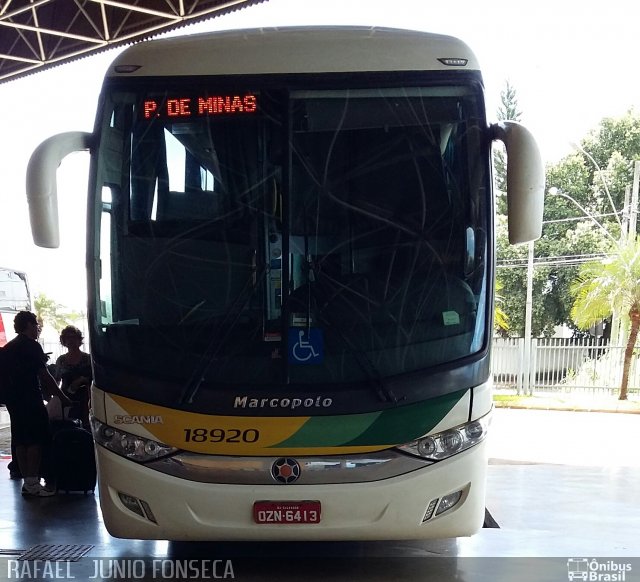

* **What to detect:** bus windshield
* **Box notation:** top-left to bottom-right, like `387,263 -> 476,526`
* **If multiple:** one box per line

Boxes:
93,79 -> 489,391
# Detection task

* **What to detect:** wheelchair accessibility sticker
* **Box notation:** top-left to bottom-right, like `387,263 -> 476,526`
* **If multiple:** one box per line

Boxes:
288,328 -> 324,364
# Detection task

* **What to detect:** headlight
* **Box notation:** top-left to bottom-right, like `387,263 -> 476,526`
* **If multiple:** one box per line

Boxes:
91,418 -> 178,462
397,412 -> 491,461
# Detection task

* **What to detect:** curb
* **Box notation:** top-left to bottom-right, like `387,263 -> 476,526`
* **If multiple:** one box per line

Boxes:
493,403 -> 640,414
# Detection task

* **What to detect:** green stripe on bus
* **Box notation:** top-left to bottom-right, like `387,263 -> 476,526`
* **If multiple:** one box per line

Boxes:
271,389 -> 467,448
345,389 -> 466,446
270,410 -> 382,447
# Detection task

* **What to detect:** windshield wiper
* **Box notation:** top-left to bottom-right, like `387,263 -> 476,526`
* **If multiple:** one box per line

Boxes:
303,265 -> 402,405
178,263 -> 267,405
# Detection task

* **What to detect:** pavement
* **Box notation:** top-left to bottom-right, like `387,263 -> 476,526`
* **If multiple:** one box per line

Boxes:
0,406 -> 638,582
0,408 -> 9,458
0,427 -> 10,458
494,391 -> 640,413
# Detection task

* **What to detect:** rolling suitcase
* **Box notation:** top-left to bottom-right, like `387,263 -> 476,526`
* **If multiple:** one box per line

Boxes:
52,426 -> 97,494
40,418 -> 82,485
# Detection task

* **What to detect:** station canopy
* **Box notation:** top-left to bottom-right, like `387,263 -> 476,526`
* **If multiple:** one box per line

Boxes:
0,0 -> 268,84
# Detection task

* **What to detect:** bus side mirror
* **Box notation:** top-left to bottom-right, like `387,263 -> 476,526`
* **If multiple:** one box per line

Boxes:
26,131 -> 93,248
491,121 -> 545,244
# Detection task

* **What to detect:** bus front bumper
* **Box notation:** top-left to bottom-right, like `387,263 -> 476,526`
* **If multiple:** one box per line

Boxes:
95,441 -> 488,541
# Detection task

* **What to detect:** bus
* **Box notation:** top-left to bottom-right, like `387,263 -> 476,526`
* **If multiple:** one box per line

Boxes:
25,26 -> 544,541
0,267 -> 31,346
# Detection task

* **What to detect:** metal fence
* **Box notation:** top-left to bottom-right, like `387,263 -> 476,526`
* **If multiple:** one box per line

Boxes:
492,337 -> 640,397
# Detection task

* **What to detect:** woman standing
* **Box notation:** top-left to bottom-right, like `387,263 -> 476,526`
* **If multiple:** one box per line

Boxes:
54,325 -> 92,429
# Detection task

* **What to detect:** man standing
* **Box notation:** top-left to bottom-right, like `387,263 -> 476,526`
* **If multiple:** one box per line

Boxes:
3,311 -> 70,497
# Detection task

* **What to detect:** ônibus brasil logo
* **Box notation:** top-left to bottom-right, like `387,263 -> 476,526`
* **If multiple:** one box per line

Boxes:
567,559 -> 632,582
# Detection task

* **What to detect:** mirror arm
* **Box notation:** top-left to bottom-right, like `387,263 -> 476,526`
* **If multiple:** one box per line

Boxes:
26,131 -> 93,248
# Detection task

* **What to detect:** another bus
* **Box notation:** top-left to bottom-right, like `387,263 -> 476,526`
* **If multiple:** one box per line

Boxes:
0,267 -> 31,346
25,26 -> 544,540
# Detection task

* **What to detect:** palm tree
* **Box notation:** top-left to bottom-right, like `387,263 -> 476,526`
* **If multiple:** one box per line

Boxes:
494,279 -> 510,335
570,237 -> 640,400
34,293 -> 83,333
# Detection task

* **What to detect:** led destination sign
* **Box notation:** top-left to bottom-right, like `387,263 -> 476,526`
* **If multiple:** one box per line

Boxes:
143,94 -> 258,119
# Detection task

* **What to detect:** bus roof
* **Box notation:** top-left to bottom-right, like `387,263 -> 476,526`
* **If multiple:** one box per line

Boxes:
107,26 -> 481,79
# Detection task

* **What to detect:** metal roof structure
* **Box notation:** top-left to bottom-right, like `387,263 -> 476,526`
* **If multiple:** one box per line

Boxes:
0,0 -> 268,84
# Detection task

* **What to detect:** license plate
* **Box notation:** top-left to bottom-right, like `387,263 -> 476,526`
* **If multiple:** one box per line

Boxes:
253,501 -> 321,524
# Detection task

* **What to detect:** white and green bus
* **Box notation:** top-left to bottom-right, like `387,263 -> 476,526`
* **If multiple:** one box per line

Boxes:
26,26 -> 543,540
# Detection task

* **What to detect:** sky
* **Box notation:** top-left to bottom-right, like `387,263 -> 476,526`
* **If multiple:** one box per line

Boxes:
1,0 -> 639,311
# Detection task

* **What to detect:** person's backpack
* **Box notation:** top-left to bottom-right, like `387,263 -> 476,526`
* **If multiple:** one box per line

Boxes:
0,343 -> 15,405
0,345 -> 7,404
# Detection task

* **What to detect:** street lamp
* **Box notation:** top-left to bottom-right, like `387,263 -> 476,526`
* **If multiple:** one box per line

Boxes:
522,239 -> 534,396
547,187 -> 618,244
570,142 -> 622,231
547,186 -> 623,345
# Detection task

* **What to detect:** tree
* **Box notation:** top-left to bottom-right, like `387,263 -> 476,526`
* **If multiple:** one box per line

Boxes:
497,109 -> 640,338
493,81 -> 523,332
493,80 -> 522,214
34,293 -> 83,333
492,81 -> 592,337
494,279 -> 509,334
570,237 -> 640,400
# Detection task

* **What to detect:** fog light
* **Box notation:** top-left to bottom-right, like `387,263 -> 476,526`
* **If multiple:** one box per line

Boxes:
118,492 -> 146,518
435,490 -> 463,516
139,499 -> 157,523
118,492 -> 157,523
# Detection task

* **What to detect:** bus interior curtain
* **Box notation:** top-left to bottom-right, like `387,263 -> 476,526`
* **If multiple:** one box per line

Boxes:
130,121 -> 168,221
